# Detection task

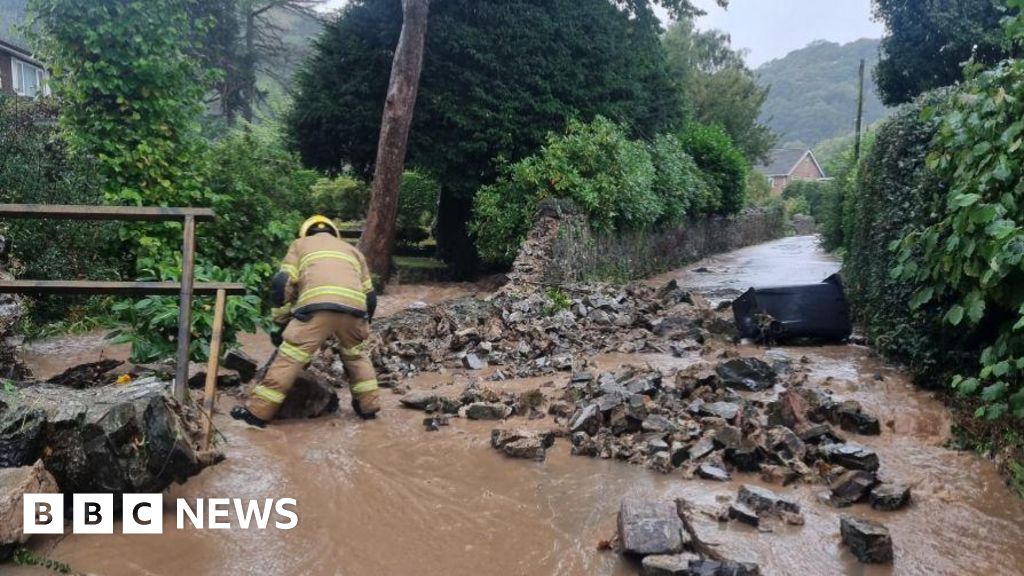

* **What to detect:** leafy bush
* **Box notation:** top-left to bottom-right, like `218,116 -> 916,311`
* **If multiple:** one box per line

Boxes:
782,180 -> 833,222
895,47 -> 1024,418
203,124 -> 317,274
472,117 -> 660,264
0,98 -> 129,322
649,134 -> 715,223
397,170 -> 440,246
109,262 -> 267,363
311,174 -> 370,221
679,123 -> 748,214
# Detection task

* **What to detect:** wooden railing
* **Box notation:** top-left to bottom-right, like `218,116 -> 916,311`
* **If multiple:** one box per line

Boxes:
0,204 -> 247,446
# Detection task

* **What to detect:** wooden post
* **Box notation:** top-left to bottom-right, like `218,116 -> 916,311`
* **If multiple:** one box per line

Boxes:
174,215 -> 197,401
202,289 -> 227,450
854,58 -> 866,163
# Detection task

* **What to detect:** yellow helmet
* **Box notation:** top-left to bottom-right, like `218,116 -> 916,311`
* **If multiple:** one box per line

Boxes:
299,215 -> 339,238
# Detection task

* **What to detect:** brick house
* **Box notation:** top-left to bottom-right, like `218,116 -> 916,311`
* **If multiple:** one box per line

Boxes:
756,149 -> 827,195
0,38 -> 49,98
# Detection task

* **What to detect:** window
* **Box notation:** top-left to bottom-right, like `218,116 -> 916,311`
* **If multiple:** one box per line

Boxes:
11,58 -> 47,98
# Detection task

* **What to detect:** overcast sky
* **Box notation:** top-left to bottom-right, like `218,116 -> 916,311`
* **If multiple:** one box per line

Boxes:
320,0 -> 885,68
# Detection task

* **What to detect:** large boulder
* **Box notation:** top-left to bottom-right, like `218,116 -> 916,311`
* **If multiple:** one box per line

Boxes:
716,358 -> 777,392
0,378 -> 218,497
840,515 -> 894,564
275,371 -> 340,420
0,460 -> 58,560
617,498 -> 689,556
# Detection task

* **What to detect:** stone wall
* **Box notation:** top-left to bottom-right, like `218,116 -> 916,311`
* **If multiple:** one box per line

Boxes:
508,199 -> 785,285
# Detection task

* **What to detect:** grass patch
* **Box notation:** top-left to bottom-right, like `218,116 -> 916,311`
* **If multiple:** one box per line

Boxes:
394,256 -> 447,270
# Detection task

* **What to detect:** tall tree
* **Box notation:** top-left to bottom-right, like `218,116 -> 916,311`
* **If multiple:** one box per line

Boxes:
663,18 -> 775,163
360,0 -> 430,280
872,0 -> 1013,105
289,0 -> 683,275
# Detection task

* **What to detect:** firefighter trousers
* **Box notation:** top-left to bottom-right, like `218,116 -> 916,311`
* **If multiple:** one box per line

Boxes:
247,311 -> 377,421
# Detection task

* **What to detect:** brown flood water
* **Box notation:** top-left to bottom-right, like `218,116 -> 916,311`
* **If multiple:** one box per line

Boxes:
14,236 -> 1024,576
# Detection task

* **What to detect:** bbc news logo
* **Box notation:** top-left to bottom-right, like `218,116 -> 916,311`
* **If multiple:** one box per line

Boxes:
24,494 -> 298,534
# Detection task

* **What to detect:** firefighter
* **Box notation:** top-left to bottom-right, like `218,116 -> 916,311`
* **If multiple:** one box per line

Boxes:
231,215 -> 380,427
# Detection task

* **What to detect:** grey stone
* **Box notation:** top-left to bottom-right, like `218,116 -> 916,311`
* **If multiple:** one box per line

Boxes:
819,442 -> 880,472
222,349 -> 258,383
697,463 -> 731,482
642,414 -> 677,433
399,387 -> 436,409
617,498 -> 689,556
829,470 -> 878,507
463,353 -> 487,370
716,357 -> 777,392
737,484 -> 801,515
713,426 -> 744,451
465,402 -> 513,420
689,436 -> 716,461
276,371 -> 340,419
837,403 -> 881,436
870,483 -> 911,511
0,460 -> 58,560
702,401 -> 740,421
490,429 -> 555,462
569,404 -> 602,436
766,426 -> 806,461
640,553 -> 700,576
729,501 -> 760,527
687,560 -> 761,576
840,515 -> 893,564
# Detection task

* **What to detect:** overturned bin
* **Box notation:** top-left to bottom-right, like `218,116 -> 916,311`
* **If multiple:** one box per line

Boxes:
732,274 -> 851,342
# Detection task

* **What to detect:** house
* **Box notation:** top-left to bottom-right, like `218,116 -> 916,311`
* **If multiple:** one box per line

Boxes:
0,38 -> 49,98
756,148 -> 827,195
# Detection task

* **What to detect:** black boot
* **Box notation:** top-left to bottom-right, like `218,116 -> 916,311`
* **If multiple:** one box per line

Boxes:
351,397 -> 378,420
230,406 -> 268,428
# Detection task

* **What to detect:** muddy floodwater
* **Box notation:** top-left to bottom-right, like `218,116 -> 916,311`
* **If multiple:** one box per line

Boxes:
14,236 -> 1024,576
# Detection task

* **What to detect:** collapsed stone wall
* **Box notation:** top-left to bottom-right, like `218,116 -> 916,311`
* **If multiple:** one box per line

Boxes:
509,199 -> 786,285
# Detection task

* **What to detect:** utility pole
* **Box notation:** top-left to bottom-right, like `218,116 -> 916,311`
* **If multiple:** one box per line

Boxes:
854,58 -> 865,162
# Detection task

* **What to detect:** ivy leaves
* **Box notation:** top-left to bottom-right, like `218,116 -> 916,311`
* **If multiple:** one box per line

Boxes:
891,13 -> 1024,419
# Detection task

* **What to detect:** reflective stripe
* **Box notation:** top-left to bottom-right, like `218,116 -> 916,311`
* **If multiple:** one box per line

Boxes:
361,278 -> 374,292
252,385 -> 285,404
280,264 -> 299,280
279,341 -> 312,364
340,343 -> 365,359
296,285 -> 367,307
299,250 -> 361,273
351,379 -> 378,395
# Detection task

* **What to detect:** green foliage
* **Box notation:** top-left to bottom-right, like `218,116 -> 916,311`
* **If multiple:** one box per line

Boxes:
663,18 -> 776,162
758,39 -> 890,147
649,134 -> 716,222
678,124 -> 747,214
472,117 -> 660,264
894,23 -> 1024,417
872,0 -> 1014,106
0,98 -> 131,325
397,170 -> 440,246
288,0 -> 682,274
310,174 -> 370,221
29,0 -> 213,270
13,548 -> 72,574
543,287 -> 572,316
203,123 -> 315,274
109,262 -> 266,363
782,180 -> 833,223
837,90 -> 958,385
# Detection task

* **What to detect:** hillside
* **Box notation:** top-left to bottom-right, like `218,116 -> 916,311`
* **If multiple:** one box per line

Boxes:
757,38 -> 890,148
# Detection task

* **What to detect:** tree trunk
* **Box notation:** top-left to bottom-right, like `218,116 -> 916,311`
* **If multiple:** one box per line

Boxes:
360,0 -> 430,282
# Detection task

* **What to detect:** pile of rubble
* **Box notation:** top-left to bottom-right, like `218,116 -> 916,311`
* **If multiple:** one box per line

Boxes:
368,280 -> 733,380
560,360 -> 909,508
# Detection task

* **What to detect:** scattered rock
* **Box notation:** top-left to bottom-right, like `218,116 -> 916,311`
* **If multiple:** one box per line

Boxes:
819,442 -> 880,472
687,559 -> 761,576
276,371 -> 339,420
702,401 -> 740,421
463,353 -> 487,370
697,463 -> 731,482
45,359 -> 123,388
400,390 -> 437,411
617,498 -> 689,556
716,358 -> 777,392
840,515 -> 893,564
223,350 -> 259,383
870,483 -> 911,511
829,470 -> 878,507
728,501 -> 760,527
0,460 -> 58,561
187,364 -> 242,389
835,401 -> 881,435
640,553 -> 701,576
465,402 -> 512,420
642,414 -> 677,433
423,415 -> 451,431
569,404 -> 602,435
736,485 -> 800,516
491,429 -> 555,461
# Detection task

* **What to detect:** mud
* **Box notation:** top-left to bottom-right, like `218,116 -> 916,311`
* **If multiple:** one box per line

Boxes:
12,238 -> 1024,576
